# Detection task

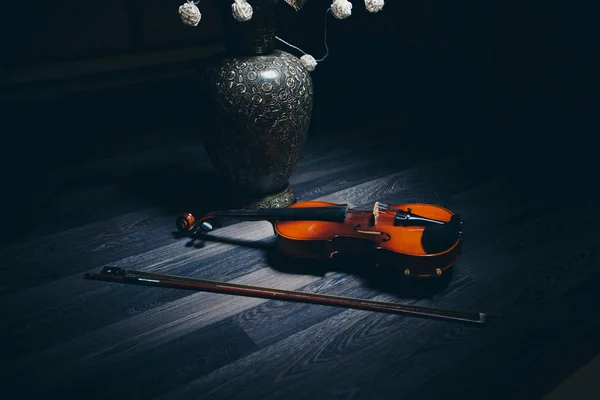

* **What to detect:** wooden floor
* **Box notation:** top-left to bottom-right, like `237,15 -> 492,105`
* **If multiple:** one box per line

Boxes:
1,119 -> 599,400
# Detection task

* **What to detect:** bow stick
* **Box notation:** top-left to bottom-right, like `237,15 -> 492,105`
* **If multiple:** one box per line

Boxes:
84,267 -> 487,325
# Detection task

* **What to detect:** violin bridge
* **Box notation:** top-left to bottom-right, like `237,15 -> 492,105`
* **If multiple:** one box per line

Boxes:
373,202 -> 380,225
373,202 -> 392,226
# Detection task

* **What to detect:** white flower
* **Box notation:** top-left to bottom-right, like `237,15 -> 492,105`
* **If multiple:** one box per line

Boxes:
300,54 -> 318,71
364,0 -> 384,13
232,0 -> 253,22
331,0 -> 352,20
179,1 -> 201,26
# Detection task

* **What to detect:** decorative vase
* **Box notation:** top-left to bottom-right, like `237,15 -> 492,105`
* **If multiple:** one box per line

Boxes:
202,0 -> 313,208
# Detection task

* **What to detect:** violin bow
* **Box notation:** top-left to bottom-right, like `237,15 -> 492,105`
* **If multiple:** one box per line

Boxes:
84,267 -> 486,325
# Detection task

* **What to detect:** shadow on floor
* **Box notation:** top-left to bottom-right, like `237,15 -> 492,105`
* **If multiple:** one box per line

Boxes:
171,230 -> 453,300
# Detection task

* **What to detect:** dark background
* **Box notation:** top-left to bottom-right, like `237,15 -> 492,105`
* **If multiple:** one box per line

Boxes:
1,2 -> 599,398
0,0 -> 595,234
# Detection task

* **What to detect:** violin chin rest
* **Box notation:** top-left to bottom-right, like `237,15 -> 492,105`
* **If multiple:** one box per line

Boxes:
421,214 -> 462,254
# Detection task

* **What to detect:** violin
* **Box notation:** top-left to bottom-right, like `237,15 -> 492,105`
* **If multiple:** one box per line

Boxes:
83,201 -> 485,326
176,201 -> 463,278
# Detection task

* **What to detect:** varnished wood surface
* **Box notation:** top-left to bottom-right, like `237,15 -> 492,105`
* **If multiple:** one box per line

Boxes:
1,126 -> 599,400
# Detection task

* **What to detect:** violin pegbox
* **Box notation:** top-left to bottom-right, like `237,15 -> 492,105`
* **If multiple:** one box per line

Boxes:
176,212 -> 220,236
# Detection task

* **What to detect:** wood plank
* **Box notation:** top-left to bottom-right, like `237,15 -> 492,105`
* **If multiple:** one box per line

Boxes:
236,178 -> 548,346
0,150 -> 482,296
513,315 -> 600,400
2,193 -> 349,363
15,316 -> 259,400
0,221 -> 276,360
0,208 -> 176,296
357,212 -> 600,400
2,130 -> 386,245
10,136 -> 575,400
157,302 -> 391,400
542,351 -> 600,400
8,266 -> 321,391
1,152 -> 489,343
404,223 -> 600,400
3,131 -> 598,400
153,210 -> 598,400
4,153 -> 491,388
0,147 -> 389,294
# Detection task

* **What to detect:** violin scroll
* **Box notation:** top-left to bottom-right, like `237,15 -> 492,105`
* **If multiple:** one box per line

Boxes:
176,212 -> 217,235
176,212 -> 195,232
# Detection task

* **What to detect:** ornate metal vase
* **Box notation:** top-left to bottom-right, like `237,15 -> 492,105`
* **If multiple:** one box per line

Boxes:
202,0 -> 313,208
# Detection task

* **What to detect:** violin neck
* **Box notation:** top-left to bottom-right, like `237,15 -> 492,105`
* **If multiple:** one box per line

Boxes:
211,205 -> 349,223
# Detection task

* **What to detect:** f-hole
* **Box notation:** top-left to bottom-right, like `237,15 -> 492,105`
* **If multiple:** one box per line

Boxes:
353,224 -> 390,242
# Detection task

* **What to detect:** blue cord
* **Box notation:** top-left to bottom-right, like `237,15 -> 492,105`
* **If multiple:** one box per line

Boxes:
276,8 -> 331,63
317,8 -> 331,62
275,36 -> 307,55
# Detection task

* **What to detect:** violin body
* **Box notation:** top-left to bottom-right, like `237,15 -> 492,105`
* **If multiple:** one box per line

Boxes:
276,201 -> 462,277
176,200 -> 463,277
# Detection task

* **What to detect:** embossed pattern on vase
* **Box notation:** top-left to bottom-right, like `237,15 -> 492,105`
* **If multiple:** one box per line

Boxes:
206,50 -> 313,195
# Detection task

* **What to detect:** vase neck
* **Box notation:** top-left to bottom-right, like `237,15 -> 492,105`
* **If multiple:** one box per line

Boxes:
218,0 -> 278,56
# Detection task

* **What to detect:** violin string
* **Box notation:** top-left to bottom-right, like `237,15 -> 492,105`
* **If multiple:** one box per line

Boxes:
275,7 -> 331,63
